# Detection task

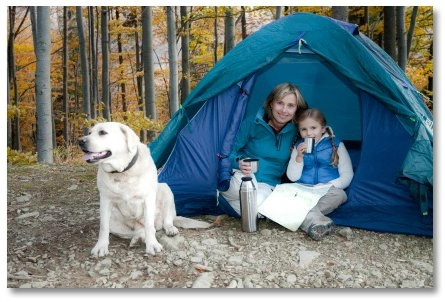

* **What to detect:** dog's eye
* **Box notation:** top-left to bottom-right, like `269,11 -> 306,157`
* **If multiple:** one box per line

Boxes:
99,130 -> 107,136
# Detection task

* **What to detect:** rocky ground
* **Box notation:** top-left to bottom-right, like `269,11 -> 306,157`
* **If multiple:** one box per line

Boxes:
6,164 -> 434,288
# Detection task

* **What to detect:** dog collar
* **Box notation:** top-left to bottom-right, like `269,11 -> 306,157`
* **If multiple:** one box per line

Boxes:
111,150 -> 139,173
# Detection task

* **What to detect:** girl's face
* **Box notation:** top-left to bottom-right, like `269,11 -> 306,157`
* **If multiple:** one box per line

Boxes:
269,94 -> 298,129
298,117 -> 326,142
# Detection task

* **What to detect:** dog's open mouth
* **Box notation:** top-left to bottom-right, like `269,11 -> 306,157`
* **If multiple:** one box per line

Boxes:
82,151 -> 112,163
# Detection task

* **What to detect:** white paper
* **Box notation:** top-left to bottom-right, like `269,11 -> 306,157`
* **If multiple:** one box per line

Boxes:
258,183 -> 332,231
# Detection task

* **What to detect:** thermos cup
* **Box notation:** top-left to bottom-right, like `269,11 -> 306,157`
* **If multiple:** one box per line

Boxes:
239,176 -> 258,232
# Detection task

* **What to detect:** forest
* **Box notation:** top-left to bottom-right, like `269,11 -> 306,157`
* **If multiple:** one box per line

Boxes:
6,6 -> 433,164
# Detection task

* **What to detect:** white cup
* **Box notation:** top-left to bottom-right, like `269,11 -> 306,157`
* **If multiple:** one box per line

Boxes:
304,137 -> 315,154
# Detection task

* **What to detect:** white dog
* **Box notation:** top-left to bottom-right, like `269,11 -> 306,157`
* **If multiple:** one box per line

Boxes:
78,122 -> 212,257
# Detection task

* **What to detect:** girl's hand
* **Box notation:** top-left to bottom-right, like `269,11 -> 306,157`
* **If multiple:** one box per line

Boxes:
239,159 -> 252,175
295,142 -> 306,162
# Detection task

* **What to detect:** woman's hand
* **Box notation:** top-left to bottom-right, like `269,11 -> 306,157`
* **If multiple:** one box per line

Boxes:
239,159 -> 253,176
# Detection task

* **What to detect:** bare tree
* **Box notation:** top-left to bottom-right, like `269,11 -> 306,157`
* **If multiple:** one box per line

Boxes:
76,7 -> 91,134
62,6 -> 69,144
332,6 -> 349,21
240,6 -> 247,39
142,6 -> 156,120
224,7 -> 235,55
34,6 -> 53,163
396,6 -> 407,70
364,6 -> 369,37
275,6 -> 282,20
213,6 -> 218,64
406,6 -> 418,58
88,6 -> 98,119
384,6 -> 397,61
167,6 -> 179,117
7,6 -> 26,151
101,6 -> 110,120
180,6 -> 190,102
115,8 -> 127,112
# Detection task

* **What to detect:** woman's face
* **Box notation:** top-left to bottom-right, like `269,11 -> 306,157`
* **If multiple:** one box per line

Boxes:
269,94 -> 298,129
298,117 -> 326,142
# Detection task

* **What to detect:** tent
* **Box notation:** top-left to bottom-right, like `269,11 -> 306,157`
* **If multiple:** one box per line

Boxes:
149,13 -> 433,237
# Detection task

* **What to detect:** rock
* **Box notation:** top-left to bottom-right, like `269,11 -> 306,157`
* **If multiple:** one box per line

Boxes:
227,280 -> 238,288
67,185 -> 78,190
286,274 -> 297,284
158,235 -> 185,250
16,193 -> 32,203
337,227 -> 353,240
297,250 -> 320,267
260,229 -> 272,236
15,211 -> 39,220
191,272 -> 214,288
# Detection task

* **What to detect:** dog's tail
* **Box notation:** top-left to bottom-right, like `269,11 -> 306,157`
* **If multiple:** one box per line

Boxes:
173,216 -> 213,229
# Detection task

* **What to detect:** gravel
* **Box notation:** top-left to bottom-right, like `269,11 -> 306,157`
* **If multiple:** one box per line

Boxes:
6,164 -> 434,288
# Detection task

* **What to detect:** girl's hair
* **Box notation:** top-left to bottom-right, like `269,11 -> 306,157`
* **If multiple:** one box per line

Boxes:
264,82 -> 308,123
294,108 -> 339,166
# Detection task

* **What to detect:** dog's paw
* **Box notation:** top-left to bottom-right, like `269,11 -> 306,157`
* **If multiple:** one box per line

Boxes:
164,225 -> 179,236
91,243 -> 109,257
145,241 -> 163,256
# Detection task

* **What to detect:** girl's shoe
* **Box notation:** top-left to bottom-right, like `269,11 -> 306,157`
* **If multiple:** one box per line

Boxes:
307,222 -> 335,241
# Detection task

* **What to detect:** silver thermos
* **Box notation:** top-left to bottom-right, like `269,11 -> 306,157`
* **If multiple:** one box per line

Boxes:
239,176 -> 258,232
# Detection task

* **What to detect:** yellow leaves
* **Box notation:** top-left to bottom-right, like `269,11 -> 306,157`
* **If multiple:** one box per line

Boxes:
405,65 -> 430,91
7,147 -> 37,165
7,105 -> 20,119
110,111 -> 165,135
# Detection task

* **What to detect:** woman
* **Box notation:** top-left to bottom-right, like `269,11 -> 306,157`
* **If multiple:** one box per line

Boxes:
287,108 -> 354,240
220,82 -> 308,214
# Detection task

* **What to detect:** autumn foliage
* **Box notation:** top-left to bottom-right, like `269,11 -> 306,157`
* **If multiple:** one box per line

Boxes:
7,6 -> 433,161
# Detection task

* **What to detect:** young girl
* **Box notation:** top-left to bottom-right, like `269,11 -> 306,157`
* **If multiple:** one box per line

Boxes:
287,108 -> 354,240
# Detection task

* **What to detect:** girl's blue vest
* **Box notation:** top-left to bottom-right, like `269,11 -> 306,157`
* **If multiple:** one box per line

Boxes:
295,136 -> 341,185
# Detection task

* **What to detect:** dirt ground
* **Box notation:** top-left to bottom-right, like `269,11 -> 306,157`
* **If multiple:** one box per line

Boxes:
6,163 -> 434,289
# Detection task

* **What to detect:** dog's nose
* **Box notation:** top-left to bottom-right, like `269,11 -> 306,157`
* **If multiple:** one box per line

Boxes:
78,137 -> 86,147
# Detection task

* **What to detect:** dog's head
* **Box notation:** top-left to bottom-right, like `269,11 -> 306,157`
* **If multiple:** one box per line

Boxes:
78,122 -> 140,171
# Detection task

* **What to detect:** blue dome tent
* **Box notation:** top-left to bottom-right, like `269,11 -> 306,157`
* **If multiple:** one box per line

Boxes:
149,13 -> 433,236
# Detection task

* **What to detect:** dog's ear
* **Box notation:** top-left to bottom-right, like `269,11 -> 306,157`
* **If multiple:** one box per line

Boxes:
120,124 -> 140,153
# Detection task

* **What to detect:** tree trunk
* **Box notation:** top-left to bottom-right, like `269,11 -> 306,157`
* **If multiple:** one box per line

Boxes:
135,13 -> 143,113
240,6 -> 247,39
396,6 -> 407,71
180,6 -> 190,103
364,6 -> 369,37
101,6 -> 110,120
213,6 -> 218,64
224,7 -> 235,55
142,6 -> 156,120
275,6 -> 282,20
167,6 -> 179,117
76,6 -> 91,134
35,6 -> 53,163
427,41 -> 433,102
7,6 -> 21,151
115,8 -> 127,112
88,6 -> 98,119
62,6 -> 69,145
332,6 -> 348,22
383,6 -> 397,61
406,6 -> 418,59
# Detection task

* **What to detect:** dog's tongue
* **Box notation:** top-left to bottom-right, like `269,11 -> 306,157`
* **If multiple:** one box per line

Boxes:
83,151 -> 107,162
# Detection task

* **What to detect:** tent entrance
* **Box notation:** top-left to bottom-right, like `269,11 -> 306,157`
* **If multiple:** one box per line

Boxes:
246,51 -> 362,141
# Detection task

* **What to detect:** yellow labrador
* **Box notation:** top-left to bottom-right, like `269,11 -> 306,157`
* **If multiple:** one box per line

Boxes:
78,122 -> 211,257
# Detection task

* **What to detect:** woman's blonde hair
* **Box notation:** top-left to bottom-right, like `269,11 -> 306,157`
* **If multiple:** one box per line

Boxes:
295,108 -> 339,166
264,82 -> 308,124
